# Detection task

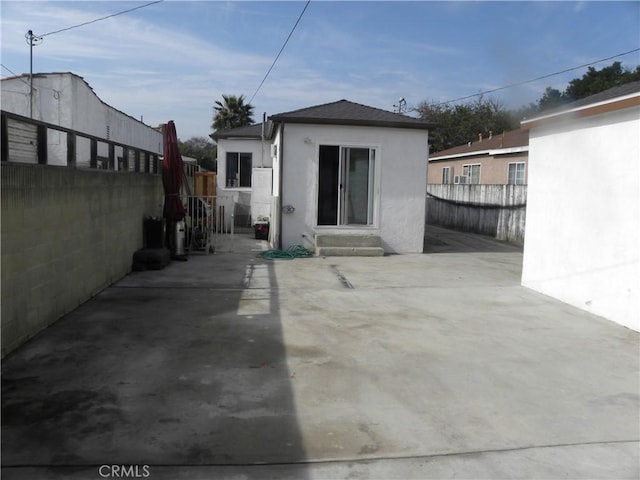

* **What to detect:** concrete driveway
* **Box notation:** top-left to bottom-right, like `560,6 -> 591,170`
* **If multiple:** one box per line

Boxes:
2,226 -> 638,479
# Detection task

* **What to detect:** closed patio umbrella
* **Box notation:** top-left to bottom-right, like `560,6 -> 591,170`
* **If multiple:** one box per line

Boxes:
162,120 -> 185,222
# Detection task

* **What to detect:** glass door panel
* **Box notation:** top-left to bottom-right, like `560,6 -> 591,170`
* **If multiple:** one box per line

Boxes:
343,148 -> 370,225
317,145 -> 340,225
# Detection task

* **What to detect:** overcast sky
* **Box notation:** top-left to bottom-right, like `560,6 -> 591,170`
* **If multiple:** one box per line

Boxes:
2,1 -> 639,140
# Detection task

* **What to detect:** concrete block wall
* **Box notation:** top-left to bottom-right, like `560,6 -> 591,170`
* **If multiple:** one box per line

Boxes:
1,163 -> 164,356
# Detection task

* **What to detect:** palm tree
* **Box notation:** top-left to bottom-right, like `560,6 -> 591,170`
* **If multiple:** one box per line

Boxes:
212,94 -> 255,132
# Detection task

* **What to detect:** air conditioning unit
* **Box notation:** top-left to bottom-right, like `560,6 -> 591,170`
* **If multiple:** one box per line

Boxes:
454,175 -> 470,184
270,144 -> 278,158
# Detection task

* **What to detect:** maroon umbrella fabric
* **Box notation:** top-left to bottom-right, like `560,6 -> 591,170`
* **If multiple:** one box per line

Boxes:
162,120 -> 185,222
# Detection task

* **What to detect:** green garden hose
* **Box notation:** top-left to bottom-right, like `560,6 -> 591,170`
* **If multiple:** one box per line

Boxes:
258,244 -> 313,260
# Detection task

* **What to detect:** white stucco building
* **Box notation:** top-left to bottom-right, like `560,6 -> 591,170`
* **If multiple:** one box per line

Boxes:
213,100 -> 432,255
521,81 -> 640,331
1,72 -> 163,166
211,123 -> 274,229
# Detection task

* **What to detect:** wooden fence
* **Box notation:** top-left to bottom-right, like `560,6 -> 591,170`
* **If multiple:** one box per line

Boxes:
1,110 -> 161,171
426,184 -> 527,244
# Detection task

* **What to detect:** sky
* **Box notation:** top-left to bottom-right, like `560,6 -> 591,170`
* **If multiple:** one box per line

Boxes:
1,1 -> 639,141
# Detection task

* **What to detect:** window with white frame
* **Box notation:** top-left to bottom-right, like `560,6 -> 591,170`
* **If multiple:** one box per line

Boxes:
463,164 -> 481,184
508,162 -> 526,185
442,167 -> 450,184
226,152 -> 252,188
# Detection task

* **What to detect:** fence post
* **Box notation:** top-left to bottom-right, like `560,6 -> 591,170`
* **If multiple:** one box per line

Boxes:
134,150 -> 141,172
1,114 -> 7,162
108,144 -> 115,170
67,132 -> 76,168
90,139 -> 98,168
37,125 -> 47,165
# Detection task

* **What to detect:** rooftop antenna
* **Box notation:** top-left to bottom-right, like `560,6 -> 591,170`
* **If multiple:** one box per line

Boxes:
394,97 -> 407,114
25,30 -> 43,119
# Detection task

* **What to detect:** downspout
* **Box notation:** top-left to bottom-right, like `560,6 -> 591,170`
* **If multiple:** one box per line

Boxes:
278,122 -> 284,250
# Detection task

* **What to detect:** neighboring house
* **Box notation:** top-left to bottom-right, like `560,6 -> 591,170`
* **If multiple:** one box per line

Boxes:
427,129 -> 529,185
521,81 -> 640,331
213,100 -> 432,254
1,72 -> 163,165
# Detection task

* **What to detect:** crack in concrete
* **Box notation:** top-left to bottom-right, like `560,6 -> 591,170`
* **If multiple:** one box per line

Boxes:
331,265 -> 354,289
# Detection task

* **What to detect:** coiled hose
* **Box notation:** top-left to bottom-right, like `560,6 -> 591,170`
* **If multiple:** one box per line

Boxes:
258,244 -> 313,260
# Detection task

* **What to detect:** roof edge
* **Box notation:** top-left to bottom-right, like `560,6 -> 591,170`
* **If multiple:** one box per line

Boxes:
521,92 -> 640,130
429,145 -> 528,162
269,116 -> 434,130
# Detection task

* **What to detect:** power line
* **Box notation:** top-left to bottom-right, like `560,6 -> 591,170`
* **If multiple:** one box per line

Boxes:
249,0 -> 311,105
0,63 -> 27,79
38,0 -> 164,38
433,47 -> 640,107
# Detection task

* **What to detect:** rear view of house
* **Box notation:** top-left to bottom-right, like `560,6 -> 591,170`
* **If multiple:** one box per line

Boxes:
213,100 -> 433,255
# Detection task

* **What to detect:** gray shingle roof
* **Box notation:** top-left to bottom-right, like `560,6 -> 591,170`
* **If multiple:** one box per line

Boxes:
269,99 -> 434,130
210,122 -> 271,140
431,129 -> 529,159
563,80 -> 640,110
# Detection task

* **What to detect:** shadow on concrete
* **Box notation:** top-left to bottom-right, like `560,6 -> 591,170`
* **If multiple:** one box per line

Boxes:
1,238 -> 309,479
424,223 -> 523,254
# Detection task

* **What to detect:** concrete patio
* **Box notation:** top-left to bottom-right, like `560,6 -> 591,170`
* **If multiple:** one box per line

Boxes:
2,226 -> 638,479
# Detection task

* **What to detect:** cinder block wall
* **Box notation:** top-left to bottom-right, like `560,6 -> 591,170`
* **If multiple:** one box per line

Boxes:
1,164 -> 164,356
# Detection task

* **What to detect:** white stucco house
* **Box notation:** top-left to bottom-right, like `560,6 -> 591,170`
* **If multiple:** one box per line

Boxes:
521,81 -> 640,331
212,100 -> 433,255
1,72 -> 163,166
211,122 -> 274,229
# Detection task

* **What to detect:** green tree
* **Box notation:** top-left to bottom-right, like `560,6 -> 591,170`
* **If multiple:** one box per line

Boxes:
212,94 -> 255,132
178,137 -> 217,171
416,96 -> 517,153
531,62 -> 640,113
565,62 -> 640,101
537,87 -> 568,111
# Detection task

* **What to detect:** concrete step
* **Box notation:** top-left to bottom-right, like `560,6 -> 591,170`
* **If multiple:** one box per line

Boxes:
316,246 -> 385,257
315,234 -> 382,248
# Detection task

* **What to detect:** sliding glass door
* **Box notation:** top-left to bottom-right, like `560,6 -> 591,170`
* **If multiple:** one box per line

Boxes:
318,145 -> 375,226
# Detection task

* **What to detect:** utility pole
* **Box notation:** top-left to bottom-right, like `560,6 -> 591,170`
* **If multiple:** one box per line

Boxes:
25,30 -> 43,119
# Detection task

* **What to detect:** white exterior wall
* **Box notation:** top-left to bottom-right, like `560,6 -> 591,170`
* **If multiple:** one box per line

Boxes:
251,168 -> 273,224
522,105 -> 640,331
270,128 -> 283,248
215,137 -> 273,228
215,138 -> 271,192
279,123 -> 428,253
1,73 -> 163,166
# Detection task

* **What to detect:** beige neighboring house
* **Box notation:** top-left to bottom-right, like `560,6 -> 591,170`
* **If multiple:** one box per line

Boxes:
427,129 -> 529,185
